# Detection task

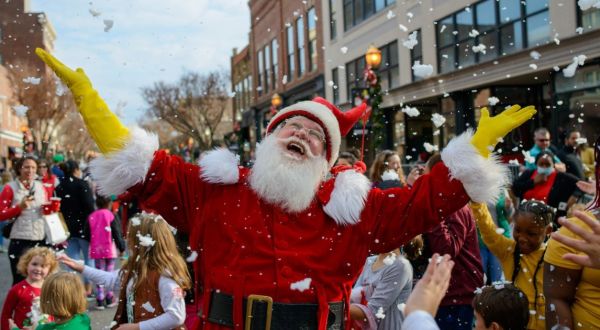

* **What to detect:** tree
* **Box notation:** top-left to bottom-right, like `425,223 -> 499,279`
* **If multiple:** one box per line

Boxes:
141,70 -> 231,151
56,110 -> 97,159
7,61 -> 77,158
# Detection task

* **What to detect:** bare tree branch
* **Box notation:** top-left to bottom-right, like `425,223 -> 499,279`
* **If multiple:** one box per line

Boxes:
141,70 -> 230,151
7,61 -> 77,158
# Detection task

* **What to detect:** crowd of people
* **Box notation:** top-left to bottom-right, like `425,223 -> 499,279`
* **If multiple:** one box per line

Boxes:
0,48 -> 597,330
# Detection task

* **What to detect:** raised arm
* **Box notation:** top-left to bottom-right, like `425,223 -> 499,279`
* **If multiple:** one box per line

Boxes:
363,105 -> 536,252
36,49 -> 205,232
469,202 -> 514,260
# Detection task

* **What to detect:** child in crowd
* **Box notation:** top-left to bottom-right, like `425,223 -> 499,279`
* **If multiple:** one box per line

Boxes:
1,247 -> 58,329
470,200 -> 554,330
87,195 -> 126,310
58,212 -> 191,329
472,283 -> 530,330
9,272 -> 91,329
350,248 -> 413,329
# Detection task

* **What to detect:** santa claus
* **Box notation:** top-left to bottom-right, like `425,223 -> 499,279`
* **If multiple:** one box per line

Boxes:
37,48 -> 535,330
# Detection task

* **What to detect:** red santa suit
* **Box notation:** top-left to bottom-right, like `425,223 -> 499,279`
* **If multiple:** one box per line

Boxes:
89,99 -> 507,330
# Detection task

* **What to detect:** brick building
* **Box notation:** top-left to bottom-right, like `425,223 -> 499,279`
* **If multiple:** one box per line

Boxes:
0,0 -> 56,72
0,65 -> 25,170
231,46 -> 254,161
248,0 -> 325,139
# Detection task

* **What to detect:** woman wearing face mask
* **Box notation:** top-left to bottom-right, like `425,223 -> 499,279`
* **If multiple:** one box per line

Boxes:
55,159 -> 96,296
0,157 -> 48,285
369,150 -> 407,189
512,150 -> 581,221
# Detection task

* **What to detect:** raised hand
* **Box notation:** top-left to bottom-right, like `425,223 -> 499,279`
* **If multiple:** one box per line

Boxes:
404,253 -> 454,317
471,105 -> 537,157
553,211 -> 600,269
57,253 -> 85,273
35,48 -> 130,154
35,48 -> 92,94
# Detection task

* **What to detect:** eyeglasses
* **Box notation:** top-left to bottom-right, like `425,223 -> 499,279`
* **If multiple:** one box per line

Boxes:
283,121 -> 326,143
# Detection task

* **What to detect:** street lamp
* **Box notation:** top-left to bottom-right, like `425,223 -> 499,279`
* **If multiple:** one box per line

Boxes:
271,93 -> 282,109
363,46 -> 384,151
365,45 -> 382,69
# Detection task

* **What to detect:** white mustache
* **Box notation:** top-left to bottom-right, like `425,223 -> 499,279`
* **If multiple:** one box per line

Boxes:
279,136 -> 317,159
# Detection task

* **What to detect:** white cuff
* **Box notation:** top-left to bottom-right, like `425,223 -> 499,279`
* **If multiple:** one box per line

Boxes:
90,127 -> 159,196
441,130 -> 509,204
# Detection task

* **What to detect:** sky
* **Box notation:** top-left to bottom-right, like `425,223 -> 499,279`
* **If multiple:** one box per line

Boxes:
30,0 -> 250,124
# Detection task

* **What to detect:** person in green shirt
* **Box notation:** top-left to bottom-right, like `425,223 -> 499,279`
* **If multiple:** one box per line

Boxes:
9,272 -> 91,330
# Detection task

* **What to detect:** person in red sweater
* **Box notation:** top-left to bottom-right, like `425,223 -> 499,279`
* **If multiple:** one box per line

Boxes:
412,154 -> 484,330
1,247 -> 58,329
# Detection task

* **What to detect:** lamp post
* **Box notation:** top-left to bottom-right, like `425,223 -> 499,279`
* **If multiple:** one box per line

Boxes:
364,45 -> 383,151
271,93 -> 282,111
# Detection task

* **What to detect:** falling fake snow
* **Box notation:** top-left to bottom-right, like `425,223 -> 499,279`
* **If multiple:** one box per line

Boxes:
290,278 -> 312,292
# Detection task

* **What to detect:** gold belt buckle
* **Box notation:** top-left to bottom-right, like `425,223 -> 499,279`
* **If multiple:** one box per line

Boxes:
245,294 -> 273,330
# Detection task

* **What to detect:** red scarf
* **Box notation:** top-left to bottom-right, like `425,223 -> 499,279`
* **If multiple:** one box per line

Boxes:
523,170 -> 557,202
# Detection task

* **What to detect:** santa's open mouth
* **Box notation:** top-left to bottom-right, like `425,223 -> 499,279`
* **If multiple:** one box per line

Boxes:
286,141 -> 306,156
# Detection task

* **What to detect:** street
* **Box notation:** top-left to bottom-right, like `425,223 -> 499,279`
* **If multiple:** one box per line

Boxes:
0,244 -> 117,329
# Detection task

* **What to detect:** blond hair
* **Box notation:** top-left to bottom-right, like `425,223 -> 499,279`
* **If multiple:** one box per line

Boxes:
40,272 -> 87,318
123,212 -> 191,292
17,247 -> 59,277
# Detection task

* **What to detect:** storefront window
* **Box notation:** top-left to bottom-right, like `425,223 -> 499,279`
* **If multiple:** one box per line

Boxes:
437,0 -> 549,73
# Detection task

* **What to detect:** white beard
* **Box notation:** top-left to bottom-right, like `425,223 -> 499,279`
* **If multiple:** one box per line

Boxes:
249,133 -> 329,213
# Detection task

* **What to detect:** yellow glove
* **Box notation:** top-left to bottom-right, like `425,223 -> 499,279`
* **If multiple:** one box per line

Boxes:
471,105 -> 537,158
35,48 -> 130,154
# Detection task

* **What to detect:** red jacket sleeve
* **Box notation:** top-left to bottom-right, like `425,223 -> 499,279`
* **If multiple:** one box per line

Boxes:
130,150 -> 209,235
362,162 -> 470,254
1,286 -> 18,330
0,185 -> 21,222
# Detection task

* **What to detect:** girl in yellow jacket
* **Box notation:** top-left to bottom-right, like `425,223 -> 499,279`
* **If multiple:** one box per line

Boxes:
470,200 -> 554,330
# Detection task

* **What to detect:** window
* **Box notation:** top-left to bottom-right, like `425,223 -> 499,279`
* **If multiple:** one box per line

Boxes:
329,0 -> 337,39
436,0 -> 549,73
264,44 -> 270,94
346,57 -> 365,101
332,68 -> 339,104
286,25 -> 295,81
343,0 -> 396,31
257,49 -> 263,96
271,39 -> 278,90
308,7 -> 318,72
578,3 -> 600,32
378,41 -> 399,90
296,16 -> 306,77
410,30 -> 423,82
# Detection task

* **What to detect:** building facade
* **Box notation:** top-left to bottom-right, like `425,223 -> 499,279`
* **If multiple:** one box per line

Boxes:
323,0 -> 600,161
0,0 -> 56,72
0,65 -> 25,170
248,0 -> 326,139
231,46 -> 255,161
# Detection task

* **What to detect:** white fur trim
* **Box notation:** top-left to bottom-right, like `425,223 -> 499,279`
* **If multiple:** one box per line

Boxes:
199,148 -> 240,184
441,130 -> 510,204
323,170 -> 371,225
90,127 -> 158,196
267,101 -> 341,168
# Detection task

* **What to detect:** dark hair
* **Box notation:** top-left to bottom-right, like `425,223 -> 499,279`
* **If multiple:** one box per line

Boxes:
425,153 -> 442,171
59,160 -> 80,177
472,284 -> 530,330
95,195 -> 111,209
337,152 -> 357,166
14,156 -> 38,177
534,150 -> 555,165
510,200 -> 555,317
587,135 -> 600,211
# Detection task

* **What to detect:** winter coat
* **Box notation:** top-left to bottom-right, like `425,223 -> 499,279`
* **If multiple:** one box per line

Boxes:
88,209 -> 126,259
55,176 -> 95,240
0,180 -> 46,240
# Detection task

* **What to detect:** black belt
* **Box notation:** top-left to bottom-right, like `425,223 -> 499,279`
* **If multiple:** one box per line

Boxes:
207,290 -> 344,330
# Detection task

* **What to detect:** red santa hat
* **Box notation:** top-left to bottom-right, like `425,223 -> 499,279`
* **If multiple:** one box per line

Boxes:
266,97 -> 367,168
